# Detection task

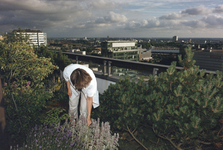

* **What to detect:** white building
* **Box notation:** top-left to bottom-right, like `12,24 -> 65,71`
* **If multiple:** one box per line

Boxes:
13,29 -> 47,48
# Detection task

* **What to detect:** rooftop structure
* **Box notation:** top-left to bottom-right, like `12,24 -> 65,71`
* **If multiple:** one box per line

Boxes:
150,46 -> 180,54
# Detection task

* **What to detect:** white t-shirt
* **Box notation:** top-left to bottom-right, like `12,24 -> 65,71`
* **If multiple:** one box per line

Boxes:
63,64 -> 99,108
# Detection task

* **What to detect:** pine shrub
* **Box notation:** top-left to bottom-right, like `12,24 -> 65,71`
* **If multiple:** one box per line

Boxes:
95,47 -> 223,150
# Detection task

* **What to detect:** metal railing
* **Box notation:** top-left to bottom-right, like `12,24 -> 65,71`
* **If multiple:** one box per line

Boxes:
61,51 -> 216,82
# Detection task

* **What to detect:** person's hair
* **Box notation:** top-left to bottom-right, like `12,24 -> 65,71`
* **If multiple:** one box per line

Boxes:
70,68 -> 92,90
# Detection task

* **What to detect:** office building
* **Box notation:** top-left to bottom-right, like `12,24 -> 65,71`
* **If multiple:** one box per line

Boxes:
101,40 -> 146,61
193,50 -> 223,71
13,29 -> 47,48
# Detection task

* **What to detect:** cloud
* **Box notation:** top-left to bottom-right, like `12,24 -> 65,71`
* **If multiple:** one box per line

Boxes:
0,0 -> 223,37
0,0 -> 120,31
159,12 -> 183,20
181,5 -> 211,15
201,15 -> 223,28
87,0 -> 119,10
159,5 -> 212,20
180,20 -> 205,28
213,5 -> 223,13
77,12 -> 128,29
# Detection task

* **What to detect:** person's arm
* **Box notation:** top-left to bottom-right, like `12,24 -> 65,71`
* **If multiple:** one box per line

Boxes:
87,96 -> 93,126
66,81 -> 72,97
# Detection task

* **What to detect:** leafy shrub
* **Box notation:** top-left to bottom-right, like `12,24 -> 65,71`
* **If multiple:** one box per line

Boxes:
41,108 -> 69,126
95,47 -> 223,150
0,39 -> 58,140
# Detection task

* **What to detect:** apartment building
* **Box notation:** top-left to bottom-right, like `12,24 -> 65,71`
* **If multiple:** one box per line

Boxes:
13,29 -> 47,48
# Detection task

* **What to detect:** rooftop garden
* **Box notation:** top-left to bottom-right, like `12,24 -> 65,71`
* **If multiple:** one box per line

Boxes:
0,29 -> 223,149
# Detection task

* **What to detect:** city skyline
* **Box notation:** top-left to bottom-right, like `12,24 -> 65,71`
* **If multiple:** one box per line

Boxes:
1,0 -> 223,38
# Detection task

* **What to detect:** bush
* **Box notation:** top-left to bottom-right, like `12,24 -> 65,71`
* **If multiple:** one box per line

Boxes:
0,39 -> 58,140
95,47 -> 223,150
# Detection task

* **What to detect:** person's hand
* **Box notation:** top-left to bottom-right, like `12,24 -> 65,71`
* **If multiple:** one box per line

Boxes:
67,89 -> 72,97
87,116 -> 92,126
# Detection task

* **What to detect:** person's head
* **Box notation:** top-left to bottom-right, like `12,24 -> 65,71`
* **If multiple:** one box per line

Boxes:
70,68 -> 92,90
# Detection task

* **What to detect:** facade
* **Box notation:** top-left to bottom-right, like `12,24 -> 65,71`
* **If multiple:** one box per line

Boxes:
193,50 -> 223,71
173,36 -> 178,42
101,40 -> 145,61
13,29 -> 47,48
150,46 -> 180,54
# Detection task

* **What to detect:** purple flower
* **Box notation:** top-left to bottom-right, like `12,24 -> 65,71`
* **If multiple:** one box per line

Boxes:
42,132 -> 44,135
36,144 -> 38,147
10,146 -> 12,149
39,146 -> 41,148
34,134 -> 36,137
65,146 -> 67,148
57,144 -> 60,147
66,141 -> 68,143
70,142 -> 75,146
36,140 -> 38,142
25,145 -> 27,148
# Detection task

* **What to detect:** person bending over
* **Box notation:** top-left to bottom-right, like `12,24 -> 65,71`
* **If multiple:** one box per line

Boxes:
63,64 -> 99,126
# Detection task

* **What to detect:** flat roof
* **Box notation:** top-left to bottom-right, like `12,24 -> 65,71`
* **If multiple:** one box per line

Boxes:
103,40 -> 136,43
13,29 -> 43,33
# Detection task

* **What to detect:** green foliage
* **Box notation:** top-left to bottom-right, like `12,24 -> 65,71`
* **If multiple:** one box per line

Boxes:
96,76 -> 146,130
35,45 -> 72,72
41,108 -> 69,126
95,48 -> 223,149
2,27 -> 30,44
0,34 -> 58,140
178,47 -> 196,69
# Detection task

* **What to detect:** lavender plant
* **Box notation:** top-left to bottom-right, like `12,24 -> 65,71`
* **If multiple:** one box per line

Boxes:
66,116 -> 119,150
10,122 -> 83,150
11,116 -> 119,150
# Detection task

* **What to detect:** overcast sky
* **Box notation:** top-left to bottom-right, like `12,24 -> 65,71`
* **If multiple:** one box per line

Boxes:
1,0 -> 223,38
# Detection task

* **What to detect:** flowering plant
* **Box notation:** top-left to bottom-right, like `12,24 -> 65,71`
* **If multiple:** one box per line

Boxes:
11,116 -> 119,150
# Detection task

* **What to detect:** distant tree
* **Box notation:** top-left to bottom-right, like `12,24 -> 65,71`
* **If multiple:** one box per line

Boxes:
36,45 -> 72,72
3,27 -> 30,44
